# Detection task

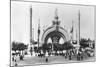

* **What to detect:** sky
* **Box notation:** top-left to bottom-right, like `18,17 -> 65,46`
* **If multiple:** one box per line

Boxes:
11,1 -> 95,44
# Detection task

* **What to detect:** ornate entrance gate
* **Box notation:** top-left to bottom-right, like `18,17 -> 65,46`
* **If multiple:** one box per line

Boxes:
41,9 -> 69,45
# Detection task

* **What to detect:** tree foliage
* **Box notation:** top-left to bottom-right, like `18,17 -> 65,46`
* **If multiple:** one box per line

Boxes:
12,41 -> 28,51
80,38 -> 89,48
62,42 -> 73,50
40,42 -> 73,51
12,41 -> 18,51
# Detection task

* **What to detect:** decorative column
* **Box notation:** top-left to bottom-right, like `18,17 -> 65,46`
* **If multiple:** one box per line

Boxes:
76,10 -> 81,54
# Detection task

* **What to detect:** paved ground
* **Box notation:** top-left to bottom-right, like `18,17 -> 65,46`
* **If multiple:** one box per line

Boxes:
11,53 -> 95,67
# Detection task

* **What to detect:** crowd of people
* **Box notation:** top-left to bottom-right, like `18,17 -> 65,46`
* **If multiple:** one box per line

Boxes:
11,44 -> 95,66
36,46 -> 95,62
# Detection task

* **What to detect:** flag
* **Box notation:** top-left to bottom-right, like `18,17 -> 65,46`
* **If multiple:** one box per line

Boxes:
38,19 -> 40,35
70,27 -> 73,33
38,24 -> 40,35
70,21 -> 74,33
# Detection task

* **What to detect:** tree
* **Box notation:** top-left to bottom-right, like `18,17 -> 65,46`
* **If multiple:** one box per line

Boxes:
80,38 -> 89,48
12,41 -> 28,55
53,44 -> 63,51
62,42 -> 73,50
12,41 -> 18,52
42,43 -> 51,52
17,43 -> 27,55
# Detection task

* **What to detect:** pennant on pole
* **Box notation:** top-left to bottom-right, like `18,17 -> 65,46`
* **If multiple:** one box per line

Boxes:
70,21 -> 73,33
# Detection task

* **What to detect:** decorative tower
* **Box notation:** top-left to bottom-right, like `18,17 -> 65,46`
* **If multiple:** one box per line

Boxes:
52,9 -> 60,25
52,8 -> 60,31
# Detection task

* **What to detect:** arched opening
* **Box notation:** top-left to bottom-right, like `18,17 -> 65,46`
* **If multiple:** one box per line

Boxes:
44,31 -> 66,44
59,37 -> 64,44
47,37 -> 52,43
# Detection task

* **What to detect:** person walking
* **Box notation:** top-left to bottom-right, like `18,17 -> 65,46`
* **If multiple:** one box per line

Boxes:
45,51 -> 49,62
14,59 -> 18,66
68,50 -> 72,60
14,55 -> 18,66
77,51 -> 82,61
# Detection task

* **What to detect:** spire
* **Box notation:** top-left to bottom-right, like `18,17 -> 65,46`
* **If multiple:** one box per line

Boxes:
55,8 -> 59,20
52,8 -> 60,25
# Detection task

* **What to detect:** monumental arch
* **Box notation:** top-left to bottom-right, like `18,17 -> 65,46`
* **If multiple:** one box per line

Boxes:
41,9 -> 70,44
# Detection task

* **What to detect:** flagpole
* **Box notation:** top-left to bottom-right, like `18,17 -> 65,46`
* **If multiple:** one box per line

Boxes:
78,10 -> 80,45
32,28 -> 34,44
70,20 -> 73,43
72,21 -> 74,42
38,19 -> 40,48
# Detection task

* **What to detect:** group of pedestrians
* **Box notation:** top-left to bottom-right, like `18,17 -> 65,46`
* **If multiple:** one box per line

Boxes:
64,48 -> 85,61
12,53 -> 24,66
43,48 -> 86,62
12,55 -> 18,66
